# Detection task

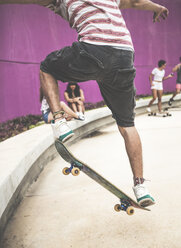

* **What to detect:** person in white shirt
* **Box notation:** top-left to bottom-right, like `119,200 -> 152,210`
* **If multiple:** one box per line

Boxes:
40,87 -> 85,123
147,60 -> 173,113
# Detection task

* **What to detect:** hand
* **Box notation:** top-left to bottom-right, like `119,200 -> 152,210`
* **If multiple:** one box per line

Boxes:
169,73 -> 174,78
74,97 -> 81,102
153,6 -> 169,23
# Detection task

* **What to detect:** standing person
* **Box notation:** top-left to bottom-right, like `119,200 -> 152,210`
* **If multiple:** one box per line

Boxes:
147,60 -> 173,113
1,0 -> 169,207
40,87 -> 85,123
64,83 -> 85,120
168,57 -> 181,106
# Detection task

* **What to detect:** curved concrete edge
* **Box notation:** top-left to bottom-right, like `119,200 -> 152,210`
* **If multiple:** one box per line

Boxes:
0,95 -> 181,239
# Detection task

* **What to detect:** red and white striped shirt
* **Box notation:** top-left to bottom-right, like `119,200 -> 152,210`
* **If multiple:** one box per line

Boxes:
49,0 -> 134,50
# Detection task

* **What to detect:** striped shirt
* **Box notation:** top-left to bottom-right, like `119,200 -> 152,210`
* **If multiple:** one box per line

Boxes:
48,0 -> 134,50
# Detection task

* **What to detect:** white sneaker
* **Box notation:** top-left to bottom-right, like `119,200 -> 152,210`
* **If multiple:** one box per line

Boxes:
146,107 -> 151,113
76,112 -> 85,121
133,183 -> 155,207
51,118 -> 74,142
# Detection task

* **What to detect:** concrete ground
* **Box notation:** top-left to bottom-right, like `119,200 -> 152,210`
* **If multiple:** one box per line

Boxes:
1,110 -> 181,248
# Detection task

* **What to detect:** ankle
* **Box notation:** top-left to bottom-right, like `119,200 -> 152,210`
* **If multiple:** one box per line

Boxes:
53,110 -> 65,122
133,177 -> 145,186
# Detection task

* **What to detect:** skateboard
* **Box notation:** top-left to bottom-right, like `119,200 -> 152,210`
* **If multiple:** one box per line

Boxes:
148,111 -> 171,117
55,140 -> 150,215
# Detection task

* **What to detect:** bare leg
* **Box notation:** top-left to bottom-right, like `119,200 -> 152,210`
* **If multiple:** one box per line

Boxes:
60,102 -> 78,119
70,103 -> 78,113
157,90 -> 163,112
170,89 -> 180,100
47,112 -> 53,123
118,126 -> 143,179
0,0 -> 51,5
118,126 -> 155,206
77,100 -> 84,113
40,70 -> 62,120
148,89 -> 157,107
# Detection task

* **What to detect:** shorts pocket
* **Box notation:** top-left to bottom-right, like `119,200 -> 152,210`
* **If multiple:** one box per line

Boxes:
112,67 -> 136,90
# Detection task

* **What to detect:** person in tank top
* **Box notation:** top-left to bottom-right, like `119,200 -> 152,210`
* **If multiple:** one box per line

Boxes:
168,57 -> 181,106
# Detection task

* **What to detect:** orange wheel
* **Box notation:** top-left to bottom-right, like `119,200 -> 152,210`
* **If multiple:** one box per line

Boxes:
71,167 -> 80,176
126,206 -> 134,215
62,167 -> 70,175
114,204 -> 121,212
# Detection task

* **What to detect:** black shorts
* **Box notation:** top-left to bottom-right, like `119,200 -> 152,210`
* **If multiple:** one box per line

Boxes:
40,42 -> 136,127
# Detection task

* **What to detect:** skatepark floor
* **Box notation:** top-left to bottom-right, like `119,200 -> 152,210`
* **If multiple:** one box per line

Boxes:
1,110 -> 181,248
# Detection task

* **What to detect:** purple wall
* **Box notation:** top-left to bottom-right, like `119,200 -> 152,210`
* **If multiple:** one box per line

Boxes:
0,1 -> 181,122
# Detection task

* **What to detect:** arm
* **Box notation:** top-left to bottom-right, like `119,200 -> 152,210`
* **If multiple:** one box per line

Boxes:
64,92 -> 74,103
172,64 -> 180,72
79,89 -> 85,102
149,73 -> 154,86
163,73 -> 174,81
119,0 -> 169,23
73,89 -> 85,102
0,0 -> 52,5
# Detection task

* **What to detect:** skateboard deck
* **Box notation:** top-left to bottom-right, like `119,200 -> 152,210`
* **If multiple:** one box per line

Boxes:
148,111 -> 171,117
55,140 -> 150,215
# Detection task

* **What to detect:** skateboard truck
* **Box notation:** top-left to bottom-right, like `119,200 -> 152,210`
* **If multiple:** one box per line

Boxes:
62,162 -> 81,176
114,200 -> 134,215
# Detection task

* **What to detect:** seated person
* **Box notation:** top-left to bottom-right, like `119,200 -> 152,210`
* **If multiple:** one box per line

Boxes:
64,83 -> 85,120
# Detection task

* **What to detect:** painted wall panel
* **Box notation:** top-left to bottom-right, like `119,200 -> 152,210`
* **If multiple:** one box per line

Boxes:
0,1 -> 181,122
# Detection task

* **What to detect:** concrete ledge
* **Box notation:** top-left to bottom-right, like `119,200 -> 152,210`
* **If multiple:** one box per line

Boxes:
0,107 -> 114,239
0,95 -> 181,239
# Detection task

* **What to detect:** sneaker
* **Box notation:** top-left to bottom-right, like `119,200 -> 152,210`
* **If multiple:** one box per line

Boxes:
168,98 -> 174,106
76,112 -> 85,121
133,183 -> 155,207
51,118 -> 74,142
146,107 -> 151,113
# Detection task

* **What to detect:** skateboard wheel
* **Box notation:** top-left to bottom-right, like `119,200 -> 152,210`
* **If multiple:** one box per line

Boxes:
62,167 -> 70,175
126,206 -> 134,215
114,204 -> 121,212
71,167 -> 80,176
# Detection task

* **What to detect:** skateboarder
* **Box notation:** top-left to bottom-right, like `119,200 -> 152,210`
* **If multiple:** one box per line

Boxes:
168,57 -> 181,106
1,0 -> 169,207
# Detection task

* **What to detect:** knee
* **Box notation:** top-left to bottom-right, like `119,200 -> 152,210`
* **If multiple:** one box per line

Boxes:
152,97 -> 157,101
78,101 -> 83,106
60,101 -> 66,107
119,126 -> 128,138
39,70 -> 46,80
40,69 -> 48,78
158,98 -> 162,102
